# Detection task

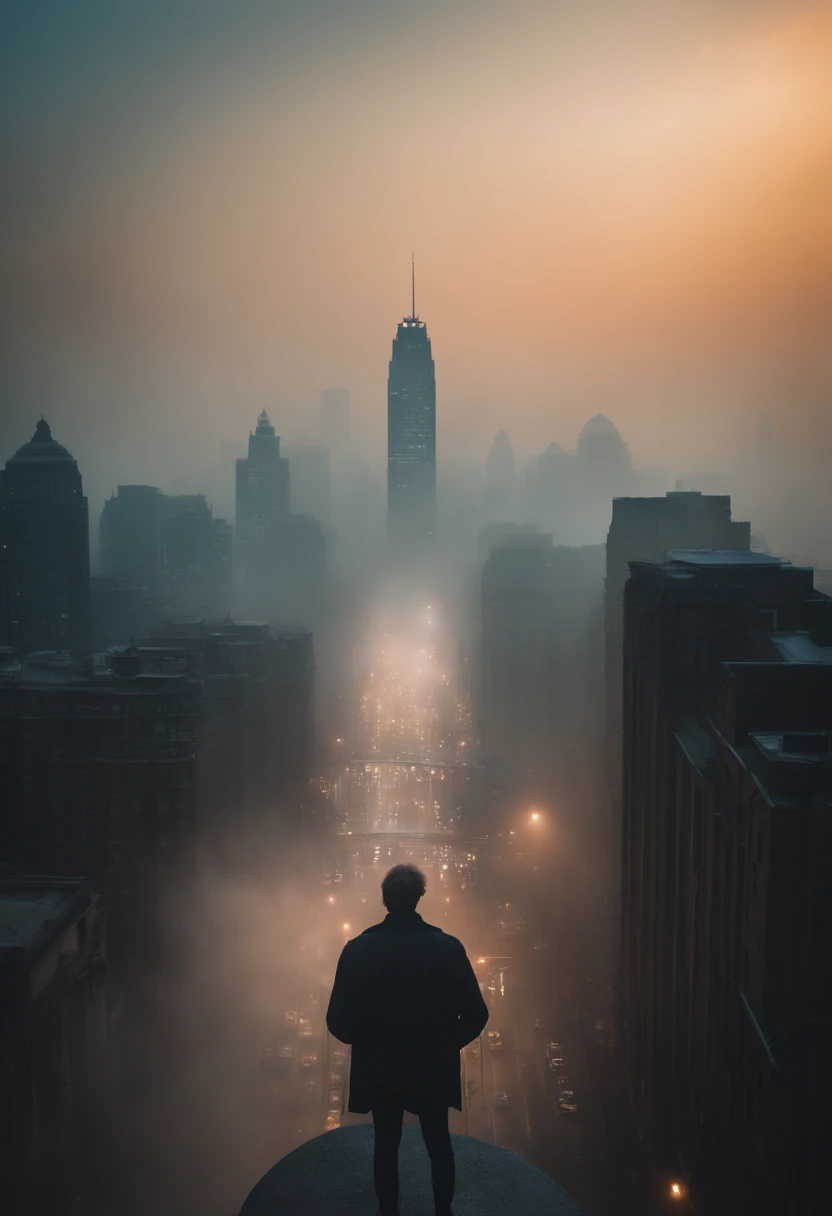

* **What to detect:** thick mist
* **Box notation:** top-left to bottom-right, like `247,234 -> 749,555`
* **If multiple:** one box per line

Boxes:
2,0 -> 831,565
1,5 -> 830,1216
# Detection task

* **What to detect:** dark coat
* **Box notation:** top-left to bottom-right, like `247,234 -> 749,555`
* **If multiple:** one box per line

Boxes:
325,910 -> 489,1113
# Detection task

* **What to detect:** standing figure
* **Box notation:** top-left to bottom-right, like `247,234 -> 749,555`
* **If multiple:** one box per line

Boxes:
326,864 -> 489,1216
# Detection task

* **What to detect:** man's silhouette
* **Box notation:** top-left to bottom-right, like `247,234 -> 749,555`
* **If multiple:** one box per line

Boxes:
326,863 -> 489,1216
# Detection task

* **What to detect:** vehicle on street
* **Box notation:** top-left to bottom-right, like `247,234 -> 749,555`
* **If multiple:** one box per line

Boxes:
494,1091 -> 510,1109
284,1010 -> 298,1028
533,1017 -> 545,1030
327,1089 -> 342,1112
546,1042 -> 563,1061
332,1050 -> 347,1067
329,1068 -> 344,1085
467,1038 -> 481,1058
556,1076 -> 572,1091
486,1030 -> 502,1051
299,1008 -> 315,1028
299,1025 -> 314,1038
548,1057 -> 567,1073
324,1113 -> 340,1131
558,1091 -> 579,1113
301,1052 -> 317,1068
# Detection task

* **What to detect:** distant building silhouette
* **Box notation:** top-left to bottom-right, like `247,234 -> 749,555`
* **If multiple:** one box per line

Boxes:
484,430 -> 516,519
235,410 -> 290,583
479,531 -> 556,797
621,551 -> 832,1213
478,528 -> 605,804
100,484 -> 168,608
576,413 -> 632,484
161,496 -> 232,618
387,263 -> 436,552
0,419 -> 92,654
320,387 -> 350,452
234,413 -> 328,626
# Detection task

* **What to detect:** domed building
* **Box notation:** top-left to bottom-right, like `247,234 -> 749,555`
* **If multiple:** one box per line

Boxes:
0,419 -> 92,653
576,413 -> 632,483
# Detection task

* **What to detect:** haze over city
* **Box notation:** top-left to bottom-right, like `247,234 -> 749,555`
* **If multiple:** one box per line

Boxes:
1,4 -> 830,1216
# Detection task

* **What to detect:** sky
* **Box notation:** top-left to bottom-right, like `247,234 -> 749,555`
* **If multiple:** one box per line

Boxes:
1,0 -> 830,514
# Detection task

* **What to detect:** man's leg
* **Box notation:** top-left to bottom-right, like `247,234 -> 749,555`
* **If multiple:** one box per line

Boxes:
418,1102 -> 455,1215
371,1098 -> 404,1215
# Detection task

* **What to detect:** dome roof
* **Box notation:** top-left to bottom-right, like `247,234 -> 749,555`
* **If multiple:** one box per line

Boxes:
544,441 -> 564,456
578,413 -> 620,442
241,1124 -> 584,1216
7,419 -> 77,467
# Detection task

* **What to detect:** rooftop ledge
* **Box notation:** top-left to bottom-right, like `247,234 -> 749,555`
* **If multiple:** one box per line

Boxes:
241,1125 -> 584,1216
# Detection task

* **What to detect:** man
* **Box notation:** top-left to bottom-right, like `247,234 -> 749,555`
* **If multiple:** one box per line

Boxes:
326,863 -> 489,1216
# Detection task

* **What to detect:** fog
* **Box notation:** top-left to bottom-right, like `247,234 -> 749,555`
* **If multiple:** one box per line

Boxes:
2,0 -> 831,565
1,3 -> 830,1215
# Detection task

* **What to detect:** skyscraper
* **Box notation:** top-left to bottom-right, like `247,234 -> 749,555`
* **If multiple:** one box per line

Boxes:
0,419 -> 92,653
235,410 -> 290,581
387,260 -> 436,551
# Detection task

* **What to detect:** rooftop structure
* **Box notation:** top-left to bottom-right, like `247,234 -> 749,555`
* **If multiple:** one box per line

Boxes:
240,1125 -> 584,1215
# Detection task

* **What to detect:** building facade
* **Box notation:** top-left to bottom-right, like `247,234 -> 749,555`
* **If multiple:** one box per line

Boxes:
387,289 -> 436,553
0,875 -> 112,1211
0,419 -> 92,654
235,410 -> 290,583
0,621 -> 314,952
160,496 -> 232,619
99,483 -> 169,607
620,550 -> 832,1212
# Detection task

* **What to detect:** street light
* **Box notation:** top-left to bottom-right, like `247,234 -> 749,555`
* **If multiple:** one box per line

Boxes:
669,1181 -> 686,1201
530,811 -> 541,823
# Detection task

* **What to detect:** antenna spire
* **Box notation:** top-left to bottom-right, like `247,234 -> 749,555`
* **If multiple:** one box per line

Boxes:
411,250 -> 416,319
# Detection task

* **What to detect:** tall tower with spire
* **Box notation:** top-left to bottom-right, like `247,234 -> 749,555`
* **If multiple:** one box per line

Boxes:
235,410 -> 290,582
387,256 -> 436,552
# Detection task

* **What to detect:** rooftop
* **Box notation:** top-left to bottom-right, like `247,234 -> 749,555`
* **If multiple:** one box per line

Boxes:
0,875 -> 90,966
240,1125 -> 584,1216
666,549 -> 783,567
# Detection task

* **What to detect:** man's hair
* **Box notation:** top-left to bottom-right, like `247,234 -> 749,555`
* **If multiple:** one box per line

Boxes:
381,863 -> 427,912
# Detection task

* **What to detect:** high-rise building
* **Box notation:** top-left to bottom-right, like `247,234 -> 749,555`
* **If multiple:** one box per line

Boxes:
161,496 -> 232,618
0,419 -> 92,654
320,387 -> 350,452
100,484 -> 168,605
606,492 -> 751,804
235,410 -> 290,582
387,262 -> 436,551
479,532 -> 556,794
621,550 -> 832,1213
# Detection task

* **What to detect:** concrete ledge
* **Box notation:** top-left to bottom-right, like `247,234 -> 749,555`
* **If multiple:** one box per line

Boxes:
240,1124 -> 584,1216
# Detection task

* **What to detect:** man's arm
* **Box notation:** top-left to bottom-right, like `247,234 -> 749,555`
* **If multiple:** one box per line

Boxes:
454,944 -> 489,1050
326,942 -> 357,1045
